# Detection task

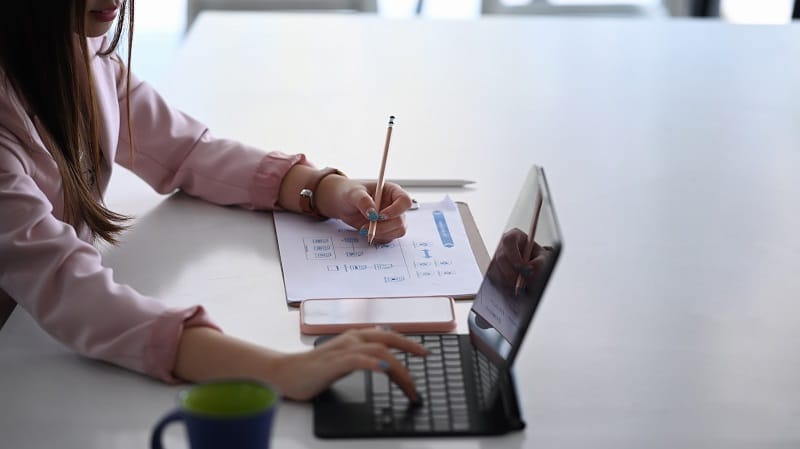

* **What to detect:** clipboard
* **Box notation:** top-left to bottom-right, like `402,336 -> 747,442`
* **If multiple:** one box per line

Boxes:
296,202 -> 487,333
456,201 -> 490,284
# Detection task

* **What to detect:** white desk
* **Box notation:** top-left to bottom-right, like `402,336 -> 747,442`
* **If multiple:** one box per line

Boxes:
2,12 -> 800,449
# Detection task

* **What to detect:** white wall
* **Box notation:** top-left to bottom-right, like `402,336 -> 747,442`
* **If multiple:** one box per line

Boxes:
129,0 -> 797,87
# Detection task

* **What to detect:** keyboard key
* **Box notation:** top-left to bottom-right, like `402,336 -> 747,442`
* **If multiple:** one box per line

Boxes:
430,390 -> 447,398
453,421 -> 470,431
433,420 -> 451,431
428,383 -> 445,392
416,411 -> 431,422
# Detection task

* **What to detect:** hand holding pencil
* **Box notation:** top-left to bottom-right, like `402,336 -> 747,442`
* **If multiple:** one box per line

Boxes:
320,177 -> 411,244
311,115 -> 412,244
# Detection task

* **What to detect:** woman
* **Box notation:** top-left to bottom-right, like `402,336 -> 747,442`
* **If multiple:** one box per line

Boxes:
0,1 -> 424,401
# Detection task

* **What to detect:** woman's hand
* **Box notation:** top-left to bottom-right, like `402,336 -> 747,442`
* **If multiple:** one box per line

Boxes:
317,176 -> 413,244
270,327 -> 427,401
174,326 -> 426,403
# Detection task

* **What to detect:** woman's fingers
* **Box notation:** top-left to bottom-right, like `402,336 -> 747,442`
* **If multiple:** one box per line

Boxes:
336,181 -> 412,243
321,327 -> 426,355
342,341 -> 419,401
346,182 -> 411,222
375,183 -> 413,218
363,215 -> 408,243
345,188 -> 377,220
316,329 -> 425,401
354,327 -> 427,355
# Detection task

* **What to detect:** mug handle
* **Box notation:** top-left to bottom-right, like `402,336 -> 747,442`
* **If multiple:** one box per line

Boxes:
150,409 -> 183,449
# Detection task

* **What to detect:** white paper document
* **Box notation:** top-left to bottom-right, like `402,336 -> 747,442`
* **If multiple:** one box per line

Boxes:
274,196 -> 483,304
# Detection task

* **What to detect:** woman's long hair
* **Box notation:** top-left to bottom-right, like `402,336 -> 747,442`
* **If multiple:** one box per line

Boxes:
0,1 -> 135,244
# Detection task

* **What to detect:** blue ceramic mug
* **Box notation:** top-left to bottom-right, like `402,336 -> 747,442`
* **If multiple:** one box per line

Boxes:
150,379 -> 279,449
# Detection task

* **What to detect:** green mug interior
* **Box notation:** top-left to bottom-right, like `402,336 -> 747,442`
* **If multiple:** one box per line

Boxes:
180,380 -> 278,418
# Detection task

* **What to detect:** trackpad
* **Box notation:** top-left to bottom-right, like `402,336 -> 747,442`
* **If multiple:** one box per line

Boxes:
331,371 -> 367,403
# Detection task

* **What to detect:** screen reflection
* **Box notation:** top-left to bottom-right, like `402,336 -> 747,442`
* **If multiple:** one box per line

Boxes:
469,167 -> 561,368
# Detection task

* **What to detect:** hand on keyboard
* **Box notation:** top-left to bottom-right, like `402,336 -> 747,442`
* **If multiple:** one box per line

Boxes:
274,327 -> 427,401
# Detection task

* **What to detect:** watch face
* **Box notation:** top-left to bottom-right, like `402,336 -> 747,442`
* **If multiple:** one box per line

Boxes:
299,188 -> 315,215
299,168 -> 342,218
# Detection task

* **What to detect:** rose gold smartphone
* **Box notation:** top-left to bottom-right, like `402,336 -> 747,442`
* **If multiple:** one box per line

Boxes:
300,296 -> 456,335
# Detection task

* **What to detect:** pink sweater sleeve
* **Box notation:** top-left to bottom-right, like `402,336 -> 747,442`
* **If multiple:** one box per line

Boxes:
0,136 -> 217,383
113,70 -> 310,209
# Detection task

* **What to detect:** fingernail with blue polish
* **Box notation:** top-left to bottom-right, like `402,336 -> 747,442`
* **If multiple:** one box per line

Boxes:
378,360 -> 390,371
359,228 -> 368,236
378,214 -> 389,221
522,266 -> 534,278
367,208 -> 379,221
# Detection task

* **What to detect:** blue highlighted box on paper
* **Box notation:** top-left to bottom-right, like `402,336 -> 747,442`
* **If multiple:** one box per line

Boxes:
433,210 -> 454,248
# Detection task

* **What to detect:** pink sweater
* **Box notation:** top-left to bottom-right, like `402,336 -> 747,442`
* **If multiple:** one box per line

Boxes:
0,36 -> 307,382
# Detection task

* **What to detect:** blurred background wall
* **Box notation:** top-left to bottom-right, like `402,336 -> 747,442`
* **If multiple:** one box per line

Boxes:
130,0 -> 798,88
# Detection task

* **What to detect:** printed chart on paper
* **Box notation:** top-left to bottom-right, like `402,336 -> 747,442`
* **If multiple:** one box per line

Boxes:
273,196 -> 483,303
